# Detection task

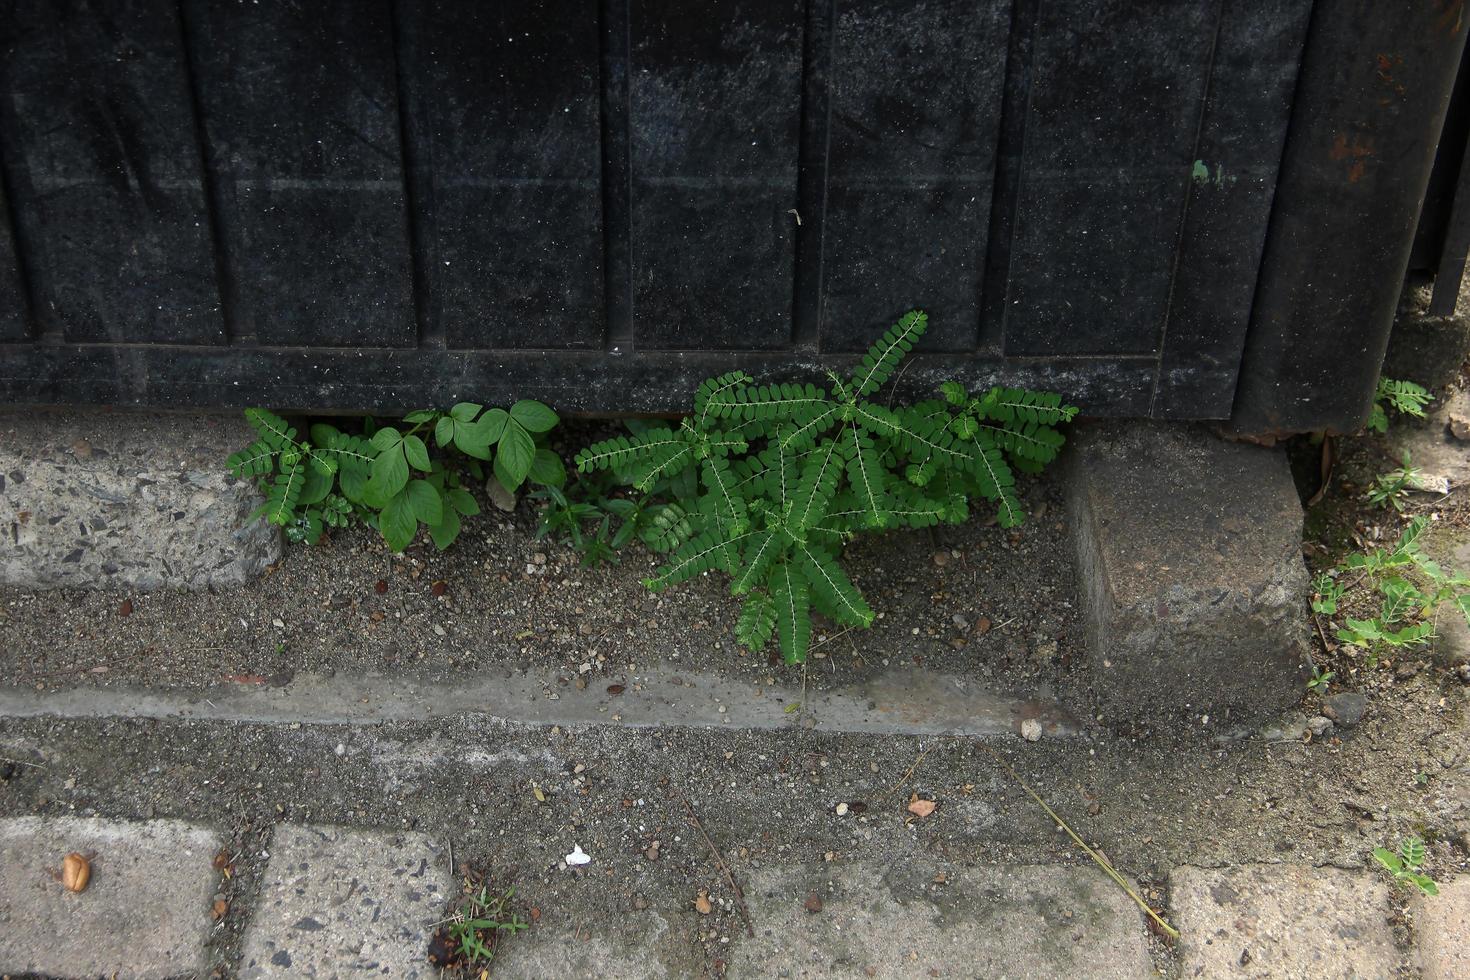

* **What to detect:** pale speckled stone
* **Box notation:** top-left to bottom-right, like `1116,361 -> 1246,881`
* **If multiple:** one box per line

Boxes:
1414,876 -> 1470,980
727,861 -> 1153,979
1170,864 -> 1402,979
0,816 -> 221,979
0,409 -> 279,590
240,824 -> 451,979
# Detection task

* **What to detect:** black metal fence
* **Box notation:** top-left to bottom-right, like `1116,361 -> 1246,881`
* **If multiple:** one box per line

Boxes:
0,0 -> 1465,432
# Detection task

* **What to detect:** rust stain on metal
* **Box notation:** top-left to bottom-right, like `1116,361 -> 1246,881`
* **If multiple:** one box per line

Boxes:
1329,132 -> 1375,183
1436,0 -> 1464,36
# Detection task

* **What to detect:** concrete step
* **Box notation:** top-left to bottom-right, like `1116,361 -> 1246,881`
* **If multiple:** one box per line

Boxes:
0,665 -> 1081,740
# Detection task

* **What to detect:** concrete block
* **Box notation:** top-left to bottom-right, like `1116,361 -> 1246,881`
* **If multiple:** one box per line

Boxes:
0,816 -> 221,979
727,862 -> 1152,979
1066,421 -> 1309,724
1414,876 -> 1470,980
0,409 -> 279,590
1170,865 -> 1402,978
1382,310 -> 1470,392
240,823 -> 451,979
491,909 -> 696,978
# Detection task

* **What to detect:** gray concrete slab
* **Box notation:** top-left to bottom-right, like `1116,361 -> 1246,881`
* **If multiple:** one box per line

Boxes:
490,907 -> 700,978
1170,864 -> 1402,978
1066,421 -> 1310,724
239,823 -> 452,979
726,861 -> 1154,979
0,664 -> 1083,739
0,409 -> 278,590
1414,876 -> 1469,980
0,815 -> 221,979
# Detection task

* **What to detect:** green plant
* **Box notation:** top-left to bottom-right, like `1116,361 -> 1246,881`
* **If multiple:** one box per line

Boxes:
531,453 -> 697,567
228,402 -> 564,552
1314,517 -> 1470,659
1373,836 -> 1438,896
573,310 -> 1077,664
440,884 -> 528,967
1306,664 -> 1335,694
1365,453 -> 1420,512
1367,377 -> 1433,433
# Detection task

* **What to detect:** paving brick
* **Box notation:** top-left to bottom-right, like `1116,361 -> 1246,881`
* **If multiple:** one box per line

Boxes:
0,816 -> 221,979
490,907 -> 701,978
1170,864 -> 1402,978
1066,421 -> 1310,724
239,823 -> 451,978
1414,875 -> 1470,980
727,861 -> 1153,979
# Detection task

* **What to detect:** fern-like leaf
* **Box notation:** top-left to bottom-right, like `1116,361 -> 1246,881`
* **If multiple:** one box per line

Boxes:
701,457 -> 748,532
851,310 -> 927,397
964,435 -> 1022,528
694,371 -> 754,428
977,387 -> 1078,426
244,408 -> 297,449
264,462 -> 306,526
789,437 -> 847,530
575,428 -> 682,473
731,528 -> 784,595
798,544 -> 873,627
228,439 -> 279,478
770,561 -> 812,664
775,404 -> 842,453
842,426 -> 889,528
640,502 -> 696,553
735,591 -> 777,653
645,531 -> 746,591
976,420 -> 1067,463
723,382 -> 833,423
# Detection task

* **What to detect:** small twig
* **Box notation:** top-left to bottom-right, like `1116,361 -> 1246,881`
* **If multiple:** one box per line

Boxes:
879,742 -> 940,800
1310,610 -> 1334,657
679,790 -> 755,938
973,741 -> 1179,940
810,627 -> 856,653
0,756 -> 45,769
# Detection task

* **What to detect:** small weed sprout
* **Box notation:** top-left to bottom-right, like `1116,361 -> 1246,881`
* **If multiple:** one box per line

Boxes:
1365,453 -> 1420,512
1306,664 -> 1335,695
436,885 -> 528,969
1367,377 -> 1433,433
1373,836 -> 1438,896
1315,518 -> 1470,662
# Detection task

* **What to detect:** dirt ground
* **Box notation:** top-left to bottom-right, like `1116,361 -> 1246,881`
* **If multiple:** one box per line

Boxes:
1,410 -> 1468,976
0,422 -> 1081,704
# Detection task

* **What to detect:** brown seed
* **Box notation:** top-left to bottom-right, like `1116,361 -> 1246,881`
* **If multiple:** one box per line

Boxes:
973,617 -> 992,635
61,852 -> 91,893
804,892 -> 823,913
694,890 -> 713,914
116,598 -> 133,617
431,580 -> 448,597
211,899 -> 229,920
374,579 -> 388,594
606,684 -> 625,696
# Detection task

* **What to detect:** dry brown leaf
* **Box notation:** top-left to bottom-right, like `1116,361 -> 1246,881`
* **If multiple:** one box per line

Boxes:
906,795 -> 936,818
61,852 -> 91,893
694,889 -> 713,915
211,899 -> 229,920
